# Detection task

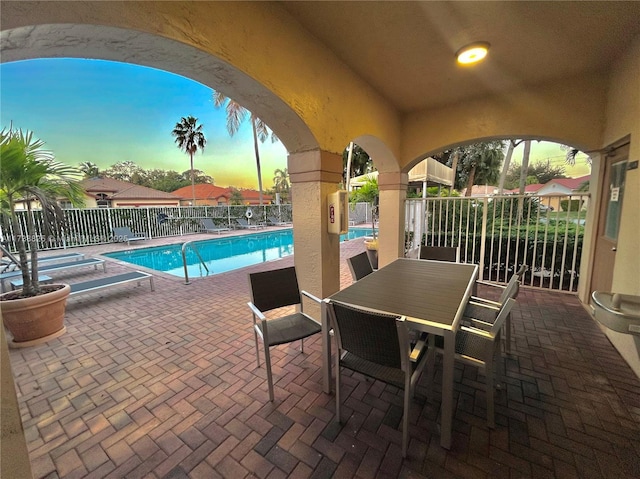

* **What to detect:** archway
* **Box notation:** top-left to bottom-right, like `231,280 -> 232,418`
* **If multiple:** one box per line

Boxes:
1,24 -> 318,154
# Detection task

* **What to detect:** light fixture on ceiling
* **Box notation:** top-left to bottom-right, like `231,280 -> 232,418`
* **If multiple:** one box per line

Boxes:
456,42 -> 490,65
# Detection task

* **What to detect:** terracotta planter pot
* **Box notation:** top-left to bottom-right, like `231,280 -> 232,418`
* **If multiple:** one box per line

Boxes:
1,284 -> 70,346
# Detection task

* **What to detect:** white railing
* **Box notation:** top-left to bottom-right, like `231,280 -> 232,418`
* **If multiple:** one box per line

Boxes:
0,204 -> 292,251
405,194 -> 589,293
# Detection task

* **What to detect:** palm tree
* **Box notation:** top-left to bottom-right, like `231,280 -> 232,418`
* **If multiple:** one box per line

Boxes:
0,128 -> 84,297
273,167 -> 290,203
213,91 -> 278,206
172,116 -> 206,205
79,161 -> 100,178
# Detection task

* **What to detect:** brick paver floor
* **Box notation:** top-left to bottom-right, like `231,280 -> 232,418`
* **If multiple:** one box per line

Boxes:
6,231 -> 640,478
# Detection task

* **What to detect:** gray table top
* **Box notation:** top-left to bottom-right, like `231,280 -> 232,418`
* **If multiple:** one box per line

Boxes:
330,258 -> 478,331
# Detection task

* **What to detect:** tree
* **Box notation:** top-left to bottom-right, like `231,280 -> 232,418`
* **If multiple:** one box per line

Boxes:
103,160 -> 145,183
229,188 -> 244,205
79,161 -> 100,178
273,168 -> 290,203
561,144 -> 592,166
497,140 -> 523,194
448,141 -> 505,196
213,90 -> 278,206
342,144 -> 373,183
503,160 -> 567,190
172,116 -> 207,205
181,169 -> 213,185
350,176 -> 379,239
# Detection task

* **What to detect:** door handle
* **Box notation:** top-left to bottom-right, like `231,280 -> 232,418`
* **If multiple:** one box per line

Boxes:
612,247 -> 617,251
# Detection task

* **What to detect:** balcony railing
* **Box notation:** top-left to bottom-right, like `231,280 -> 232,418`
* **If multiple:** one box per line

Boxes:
405,194 -> 589,293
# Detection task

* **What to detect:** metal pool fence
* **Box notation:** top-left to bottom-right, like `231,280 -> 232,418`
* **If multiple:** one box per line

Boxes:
405,194 -> 589,293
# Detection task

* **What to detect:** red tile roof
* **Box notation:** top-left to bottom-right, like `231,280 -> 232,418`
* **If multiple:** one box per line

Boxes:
171,184 -> 231,200
506,183 -> 544,194
546,175 -> 590,190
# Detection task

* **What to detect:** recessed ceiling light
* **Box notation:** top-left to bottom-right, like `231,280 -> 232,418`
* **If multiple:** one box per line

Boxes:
456,42 -> 490,65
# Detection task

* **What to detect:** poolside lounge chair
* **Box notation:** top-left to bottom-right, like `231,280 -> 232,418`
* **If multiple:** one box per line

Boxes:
235,218 -> 264,230
112,227 -> 147,245
69,271 -> 154,297
1,244 -> 85,273
201,218 -> 231,234
266,216 -> 292,226
1,258 -> 107,291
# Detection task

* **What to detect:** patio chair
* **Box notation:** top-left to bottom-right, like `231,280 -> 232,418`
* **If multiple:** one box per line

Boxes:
112,227 -> 147,245
419,245 -> 459,262
434,297 -> 516,428
200,218 -> 230,234
266,216 -> 292,226
235,218 -> 263,230
327,299 -> 430,458
346,251 -> 374,281
248,266 -> 322,402
468,265 -> 528,353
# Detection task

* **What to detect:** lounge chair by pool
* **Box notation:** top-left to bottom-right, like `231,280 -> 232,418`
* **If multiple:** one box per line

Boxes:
69,271 -> 154,297
235,218 -> 264,230
112,227 -> 147,245
266,216 -> 292,226
201,218 -> 231,234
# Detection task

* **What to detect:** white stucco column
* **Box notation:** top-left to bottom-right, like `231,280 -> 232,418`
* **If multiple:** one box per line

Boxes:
288,149 -> 343,300
377,172 -> 408,268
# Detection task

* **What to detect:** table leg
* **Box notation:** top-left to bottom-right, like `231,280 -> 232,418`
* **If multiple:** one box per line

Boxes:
441,329 -> 455,449
321,300 -> 332,394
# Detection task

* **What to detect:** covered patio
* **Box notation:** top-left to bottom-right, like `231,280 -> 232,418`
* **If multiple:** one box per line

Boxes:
2,2 -> 640,477
3,237 -> 639,478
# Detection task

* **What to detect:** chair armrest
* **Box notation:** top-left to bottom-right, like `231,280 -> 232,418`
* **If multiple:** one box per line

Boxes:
460,325 -> 495,340
409,334 -> 428,362
247,301 -> 266,321
469,296 -> 501,307
301,290 -> 322,304
476,280 -> 506,291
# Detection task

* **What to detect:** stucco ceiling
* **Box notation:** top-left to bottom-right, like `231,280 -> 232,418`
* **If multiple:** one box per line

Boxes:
280,1 -> 640,113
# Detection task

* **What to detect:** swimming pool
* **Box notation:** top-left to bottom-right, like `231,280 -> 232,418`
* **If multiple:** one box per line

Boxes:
104,228 -> 374,278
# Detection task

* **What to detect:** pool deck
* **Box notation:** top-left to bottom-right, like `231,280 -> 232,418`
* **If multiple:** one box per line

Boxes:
5,229 -> 640,478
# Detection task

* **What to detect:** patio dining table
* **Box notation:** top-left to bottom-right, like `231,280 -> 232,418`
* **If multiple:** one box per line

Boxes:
323,257 -> 478,449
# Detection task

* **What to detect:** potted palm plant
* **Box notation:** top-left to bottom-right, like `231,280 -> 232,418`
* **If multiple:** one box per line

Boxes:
350,176 -> 379,268
0,128 -> 84,346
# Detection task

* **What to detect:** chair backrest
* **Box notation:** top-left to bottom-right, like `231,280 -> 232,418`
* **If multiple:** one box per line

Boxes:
248,266 -> 301,312
419,246 -> 459,262
499,271 -> 523,303
327,300 -> 404,370
237,218 -> 249,226
347,252 -> 374,281
489,298 -> 516,336
201,218 -> 216,228
112,227 -> 134,238
514,264 -> 528,279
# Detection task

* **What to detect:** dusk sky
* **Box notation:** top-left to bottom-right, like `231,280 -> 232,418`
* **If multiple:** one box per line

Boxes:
1,58 -> 590,189
0,58 -> 288,190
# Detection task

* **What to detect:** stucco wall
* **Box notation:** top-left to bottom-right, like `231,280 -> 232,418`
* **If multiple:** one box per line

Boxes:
400,72 -> 608,169
604,36 -> 640,296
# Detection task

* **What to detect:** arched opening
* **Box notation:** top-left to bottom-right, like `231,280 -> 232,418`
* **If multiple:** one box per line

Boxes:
1,24 -> 318,154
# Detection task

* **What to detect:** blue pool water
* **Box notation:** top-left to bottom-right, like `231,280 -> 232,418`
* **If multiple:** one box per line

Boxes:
104,228 -> 374,277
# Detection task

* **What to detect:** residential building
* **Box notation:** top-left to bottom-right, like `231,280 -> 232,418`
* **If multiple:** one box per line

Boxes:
80,177 -> 181,208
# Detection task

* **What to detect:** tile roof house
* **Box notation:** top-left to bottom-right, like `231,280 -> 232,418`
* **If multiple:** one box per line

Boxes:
537,174 -> 590,196
80,177 -> 181,208
170,184 -> 231,206
170,184 -> 273,206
